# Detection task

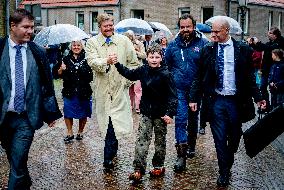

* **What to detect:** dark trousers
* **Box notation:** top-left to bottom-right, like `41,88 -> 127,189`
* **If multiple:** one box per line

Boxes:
187,108 -> 199,151
0,112 -> 34,190
211,96 -> 242,175
104,117 -> 118,162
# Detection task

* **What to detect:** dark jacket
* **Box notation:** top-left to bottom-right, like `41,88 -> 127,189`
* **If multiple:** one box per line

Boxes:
190,38 -> 262,123
53,50 -> 93,100
268,60 -> 284,93
115,63 -> 177,119
0,37 -> 62,128
251,36 -> 284,87
164,31 -> 208,91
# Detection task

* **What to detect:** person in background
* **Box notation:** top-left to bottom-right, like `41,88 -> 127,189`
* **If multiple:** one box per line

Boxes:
159,36 -> 168,63
247,37 -> 263,89
85,13 -> 139,170
110,43 -> 177,182
189,17 -> 266,187
143,34 -> 154,51
53,40 -> 93,142
268,49 -> 284,109
44,44 -> 60,74
164,13 -> 208,172
248,27 -> 284,112
124,30 -> 146,114
0,9 -> 62,189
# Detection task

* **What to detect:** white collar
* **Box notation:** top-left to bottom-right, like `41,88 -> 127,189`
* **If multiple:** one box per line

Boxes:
8,36 -> 28,49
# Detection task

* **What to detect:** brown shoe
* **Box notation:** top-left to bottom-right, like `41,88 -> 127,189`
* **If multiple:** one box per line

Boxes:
129,170 -> 142,181
149,167 -> 165,177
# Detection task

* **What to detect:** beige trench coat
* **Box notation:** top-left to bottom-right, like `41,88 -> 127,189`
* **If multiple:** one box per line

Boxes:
85,33 -> 139,139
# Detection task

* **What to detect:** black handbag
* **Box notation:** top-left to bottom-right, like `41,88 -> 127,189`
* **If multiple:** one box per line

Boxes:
243,103 -> 284,158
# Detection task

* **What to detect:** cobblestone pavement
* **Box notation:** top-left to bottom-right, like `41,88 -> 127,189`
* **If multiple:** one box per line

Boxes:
0,80 -> 283,190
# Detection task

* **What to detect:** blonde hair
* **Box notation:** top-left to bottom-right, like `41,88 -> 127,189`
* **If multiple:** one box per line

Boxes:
97,13 -> 114,28
70,40 -> 85,50
124,30 -> 135,42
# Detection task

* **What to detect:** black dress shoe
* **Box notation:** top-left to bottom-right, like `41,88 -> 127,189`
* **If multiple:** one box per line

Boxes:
64,135 -> 74,142
187,149 -> 196,158
76,134 -> 83,140
217,173 -> 230,187
103,160 -> 114,169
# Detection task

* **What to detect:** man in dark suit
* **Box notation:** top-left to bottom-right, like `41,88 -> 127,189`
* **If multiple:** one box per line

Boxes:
0,9 -> 62,190
189,18 -> 266,187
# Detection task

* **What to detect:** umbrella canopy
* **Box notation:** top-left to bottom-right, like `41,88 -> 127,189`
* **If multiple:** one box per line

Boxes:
33,24 -> 90,46
150,21 -> 173,38
114,18 -> 154,35
196,23 -> 211,33
205,15 -> 242,34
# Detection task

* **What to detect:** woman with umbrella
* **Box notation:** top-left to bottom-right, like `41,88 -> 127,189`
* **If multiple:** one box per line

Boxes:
53,40 -> 93,142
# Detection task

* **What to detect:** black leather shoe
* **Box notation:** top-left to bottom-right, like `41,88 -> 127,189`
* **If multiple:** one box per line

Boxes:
64,135 -> 74,142
187,149 -> 195,158
103,160 -> 114,169
76,134 -> 83,140
217,174 -> 230,187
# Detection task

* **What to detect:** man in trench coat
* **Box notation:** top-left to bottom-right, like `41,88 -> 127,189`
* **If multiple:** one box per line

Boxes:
85,13 -> 139,169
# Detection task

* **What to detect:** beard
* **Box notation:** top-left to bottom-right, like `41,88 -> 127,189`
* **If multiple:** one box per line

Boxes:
181,31 -> 194,42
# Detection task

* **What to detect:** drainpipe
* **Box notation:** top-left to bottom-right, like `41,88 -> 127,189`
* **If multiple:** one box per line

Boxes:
227,0 -> 231,17
5,0 -> 10,35
119,0 -> 121,21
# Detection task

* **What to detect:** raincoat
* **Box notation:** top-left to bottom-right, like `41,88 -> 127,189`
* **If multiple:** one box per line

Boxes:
85,33 -> 139,139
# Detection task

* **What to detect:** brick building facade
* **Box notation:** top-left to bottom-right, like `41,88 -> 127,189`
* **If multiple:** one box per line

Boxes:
0,0 -> 18,37
1,0 -> 284,42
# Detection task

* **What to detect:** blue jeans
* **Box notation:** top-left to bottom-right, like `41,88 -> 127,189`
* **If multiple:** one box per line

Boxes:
104,117 -> 118,162
0,112 -> 34,190
175,89 -> 199,145
211,95 -> 242,175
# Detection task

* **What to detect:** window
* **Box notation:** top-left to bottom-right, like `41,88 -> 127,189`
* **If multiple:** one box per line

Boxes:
90,12 -> 98,34
201,7 -> 213,23
104,10 -> 113,15
178,7 -> 190,17
269,11 -> 273,30
131,10 -> 144,19
278,13 -> 282,30
237,8 -> 249,34
76,12 -> 84,31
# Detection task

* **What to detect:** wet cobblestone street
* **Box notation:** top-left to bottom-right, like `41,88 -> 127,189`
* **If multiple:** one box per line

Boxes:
0,80 -> 283,190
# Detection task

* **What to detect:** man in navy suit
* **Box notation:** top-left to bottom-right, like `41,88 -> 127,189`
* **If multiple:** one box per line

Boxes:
189,18 -> 266,187
0,9 -> 62,190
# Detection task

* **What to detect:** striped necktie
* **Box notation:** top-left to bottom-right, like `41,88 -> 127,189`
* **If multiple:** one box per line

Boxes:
14,45 -> 25,113
216,44 -> 228,91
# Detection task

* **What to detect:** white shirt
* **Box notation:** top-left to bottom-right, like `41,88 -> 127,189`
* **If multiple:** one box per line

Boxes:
7,37 -> 28,111
216,37 -> 236,95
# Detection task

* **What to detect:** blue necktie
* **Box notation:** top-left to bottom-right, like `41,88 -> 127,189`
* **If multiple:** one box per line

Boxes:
105,37 -> 111,45
14,45 -> 25,113
216,44 -> 228,91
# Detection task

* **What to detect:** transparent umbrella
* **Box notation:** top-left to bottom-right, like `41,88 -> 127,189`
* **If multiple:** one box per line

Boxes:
115,18 -> 154,35
33,24 -> 90,46
205,15 -> 242,34
150,21 -> 173,39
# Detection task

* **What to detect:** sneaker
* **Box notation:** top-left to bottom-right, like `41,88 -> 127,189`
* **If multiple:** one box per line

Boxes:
129,170 -> 143,182
76,134 -> 83,140
149,167 -> 165,177
135,109 -> 140,114
64,135 -> 74,142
